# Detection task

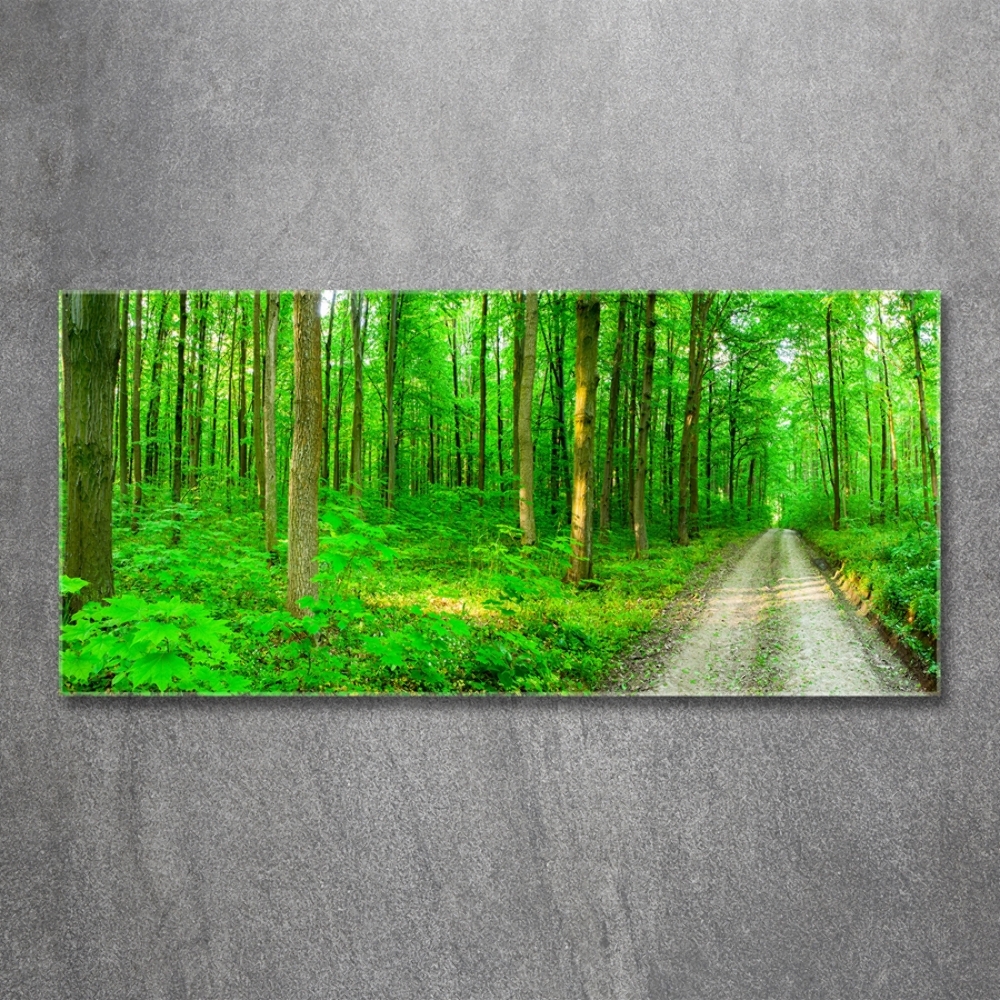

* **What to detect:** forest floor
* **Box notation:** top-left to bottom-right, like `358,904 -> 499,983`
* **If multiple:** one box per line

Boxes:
620,528 -> 925,696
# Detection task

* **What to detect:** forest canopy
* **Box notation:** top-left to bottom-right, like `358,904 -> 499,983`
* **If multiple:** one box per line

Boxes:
59,289 -> 940,695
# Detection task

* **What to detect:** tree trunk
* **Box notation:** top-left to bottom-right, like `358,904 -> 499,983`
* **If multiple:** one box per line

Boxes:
253,291 -> 265,504
599,294 -> 626,536
385,292 -> 400,508
477,292 -> 488,501
878,317 -> 900,519
333,316 -> 347,492
633,292 -> 656,557
143,293 -> 169,482
511,292 -> 525,493
191,293 -> 207,489
238,324 -> 248,481
63,292 -> 121,615
677,292 -> 715,546
518,292 -> 539,546
825,301 -> 841,530
565,293 -> 600,585
264,291 -> 279,555
349,292 -> 365,499
130,291 -> 143,529
906,294 -> 939,527
286,292 -> 323,615
450,320 -> 463,487
495,308 -> 505,495
172,291 -> 187,523
117,292 -> 130,495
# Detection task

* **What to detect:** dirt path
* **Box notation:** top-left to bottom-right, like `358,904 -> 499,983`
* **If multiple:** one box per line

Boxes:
634,528 -> 922,696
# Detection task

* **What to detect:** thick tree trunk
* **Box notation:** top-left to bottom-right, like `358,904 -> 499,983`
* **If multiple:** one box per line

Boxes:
633,292 -> 656,557
286,292 -> 323,615
565,294 -> 600,585
599,294 -> 626,536
518,292 -> 539,546
63,292 -> 121,615
264,291 -> 279,555
825,301 -> 841,530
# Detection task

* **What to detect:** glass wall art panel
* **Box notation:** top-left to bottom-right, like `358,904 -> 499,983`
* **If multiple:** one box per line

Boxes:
59,290 -> 939,696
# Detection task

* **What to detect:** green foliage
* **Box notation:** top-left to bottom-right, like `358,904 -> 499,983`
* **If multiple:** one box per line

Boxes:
61,591 -> 250,694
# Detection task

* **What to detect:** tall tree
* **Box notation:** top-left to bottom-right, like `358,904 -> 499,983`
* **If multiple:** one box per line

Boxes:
677,292 -> 716,546
263,291 -> 279,556
287,291 -> 323,615
253,291 -> 265,504
477,292 -> 488,500
825,300 -> 842,530
633,292 -> 656,556
171,291 -> 187,520
385,292 -> 400,508
117,292 -> 130,495
518,292 -> 540,546
599,294 -> 627,535
130,291 -> 143,528
565,293 -> 600,585
143,293 -> 169,481
904,292 -> 939,527
63,292 -> 121,614
349,292 -> 365,498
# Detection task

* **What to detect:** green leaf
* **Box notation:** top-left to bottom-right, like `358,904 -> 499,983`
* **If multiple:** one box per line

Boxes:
129,651 -> 190,691
60,575 -> 89,595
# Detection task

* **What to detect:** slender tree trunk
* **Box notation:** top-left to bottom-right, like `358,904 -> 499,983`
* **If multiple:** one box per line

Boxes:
627,297 -> 639,517
633,292 -> 656,557
172,291 -> 187,520
565,293 -> 600,585
705,366 -> 714,525
143,293 -> 169,482
63,292 -> 121,615
264,291 -> 279,555
253,291 -> 265,504
477,292 -> 488,501
518,292 -> 540,545
746,455 -> 756,522
238,326 -> 248,481
825,302 -> 841,530
333,319 -> 346,492
599,294 -> 626,536
495,310 -> 505,495
450,320 -> 463,487
384,292 -> 400,508
906,294 -> 939,527
878,319 -> 900,519
864,383 -> 874,524
428,411 -> 437,486
192,293 -> 207,489
117,292 -> 130,495
287,292 -> 323,615
677,292 -> 715,546
130,291 -> 143,528
511,292 -> 525,493
349,292 -> 365,499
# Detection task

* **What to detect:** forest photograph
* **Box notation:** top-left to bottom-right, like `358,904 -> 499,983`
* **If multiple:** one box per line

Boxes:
59,289 -> 940,696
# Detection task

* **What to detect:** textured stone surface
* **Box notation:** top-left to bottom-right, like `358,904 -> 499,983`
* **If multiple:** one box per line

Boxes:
2,2 -> 997,997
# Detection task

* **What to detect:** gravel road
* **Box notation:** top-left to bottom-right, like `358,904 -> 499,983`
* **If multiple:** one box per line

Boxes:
638,528 -> 923,696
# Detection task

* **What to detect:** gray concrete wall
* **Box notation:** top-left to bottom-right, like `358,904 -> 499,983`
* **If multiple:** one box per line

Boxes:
2,3 -> 997,997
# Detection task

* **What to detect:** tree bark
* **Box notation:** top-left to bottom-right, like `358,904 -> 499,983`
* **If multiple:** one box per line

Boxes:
477,292 -> 488,501
633,292 -> 656,557
264,291 -> 279,555
253,291 -> 265,504
117,292 -> 130,495
143,293 -> 169,481
905,293 -> 939,527
511,292 -> 525,493
287,292 -> 323,615
677,292 -> 715,546
599,294 -> 626,536
63,292 -> 121,615
172,291 -> 187,520
130,291 -> 143,528
565,294 -> 600,585
449,319 -> 463,486
518,292 -> 539,546
349,292 -> 365,499
385,292 -> 400,508
825,301 -> 841,530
